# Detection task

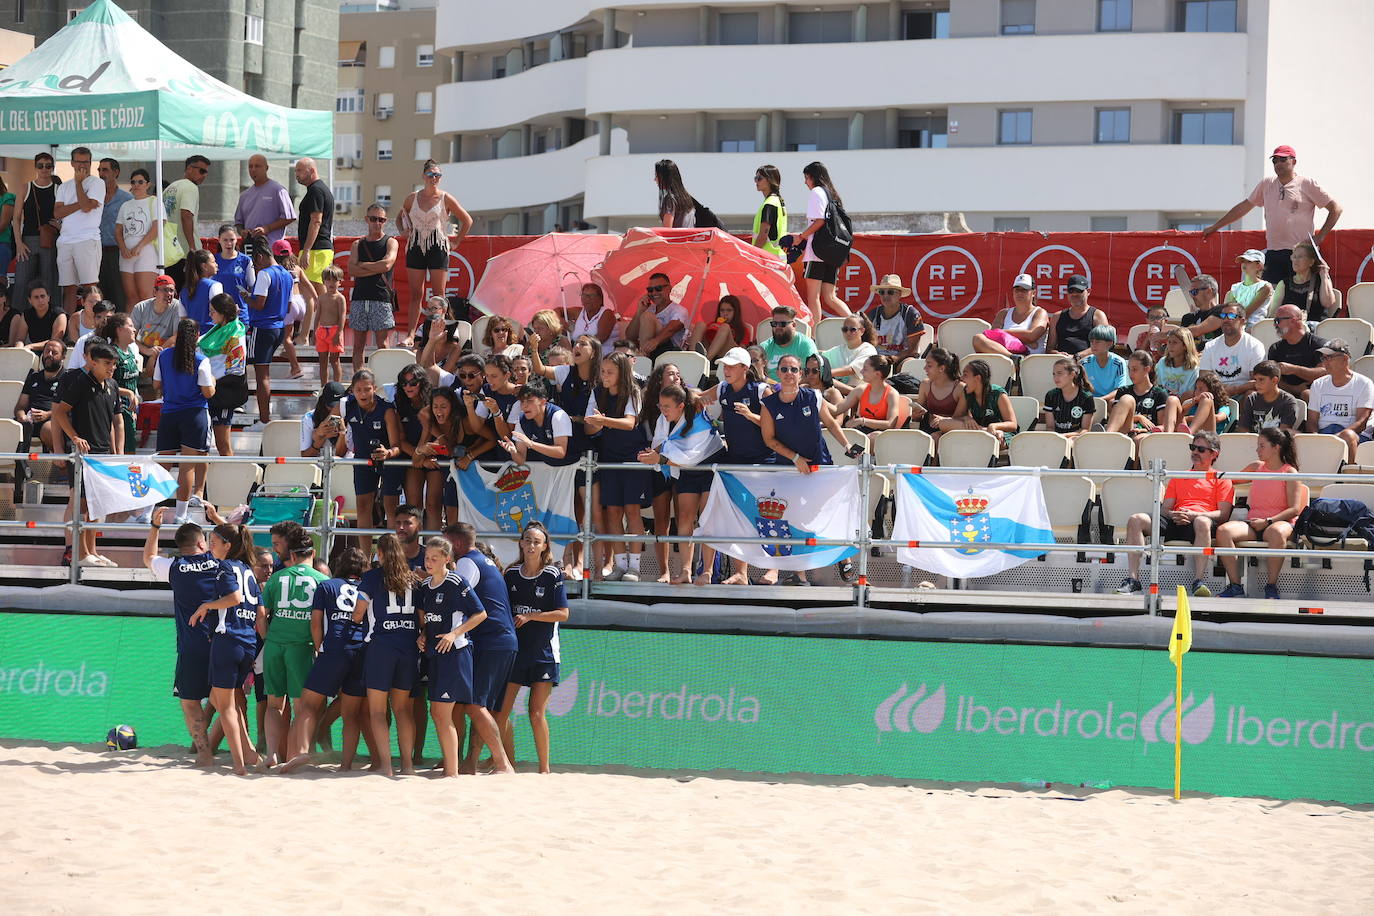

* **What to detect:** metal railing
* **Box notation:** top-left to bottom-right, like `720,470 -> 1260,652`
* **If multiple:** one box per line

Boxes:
2,448 -> 1369,615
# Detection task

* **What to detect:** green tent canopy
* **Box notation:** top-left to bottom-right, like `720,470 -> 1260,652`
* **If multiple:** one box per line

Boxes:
0,0 -> 332,161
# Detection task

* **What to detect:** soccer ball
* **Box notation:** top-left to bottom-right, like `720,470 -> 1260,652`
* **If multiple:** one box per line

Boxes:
105,724 -> 137,751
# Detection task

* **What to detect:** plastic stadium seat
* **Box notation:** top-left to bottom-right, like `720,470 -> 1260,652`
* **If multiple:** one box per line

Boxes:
871,429 -> 933,470
897,357 -> 927,381
367,348 -> 422,385
1217,433 -> 1258,498
263,460 -> 323,489
824,428 -> 868,467
814,317 -> 845,352
1249,319 -> 1278,350
935,318 -> 990,357
959,352 -> 1015,389
1041,474 -> 1095,541
206,461 -> 263,508
1100,477 -> 1154,542
1008,396 -> 1040,433
450,320 -> 473,350
755,316 -> 811,343
1347,283 -> 1374,325
632,355 -> 652,381
0,381 -> 21,419
0,348 -> 37,379
260,419 -> 302,458
1294,433 -> 1346,477
1314,318 -> 1373,357
1163,288 -> 1191,322
937,429 -> 998,468
1343,440 -> 1374,474
1093,397 -> 1109,426
653,350 -> 709,387
1017,354 -> 1061,403
1352,355 -> 1374,383
1072,431 -> 1135,472
0,418 -> 21,475
1137,432 -> 1192,471
1009,431 -> 1071,468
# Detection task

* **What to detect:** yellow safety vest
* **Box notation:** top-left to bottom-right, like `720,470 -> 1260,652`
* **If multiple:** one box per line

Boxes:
752,194 -> 788,260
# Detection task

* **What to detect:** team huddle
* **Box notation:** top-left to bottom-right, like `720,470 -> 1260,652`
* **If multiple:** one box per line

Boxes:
140,506 -> 568,777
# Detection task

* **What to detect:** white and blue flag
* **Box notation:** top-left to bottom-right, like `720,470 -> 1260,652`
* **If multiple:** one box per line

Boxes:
695,467 -> 861,571
451,461 -> 579,564
652,413 -> 723,479
894,471 -> 1054,578
81,456 -> 178,519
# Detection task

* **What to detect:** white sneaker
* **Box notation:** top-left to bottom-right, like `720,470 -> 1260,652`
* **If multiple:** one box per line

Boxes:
172,514 -> 191,527
621,570 -> 640,583
131,509 -> 152,525
244,420 -> 270,432
603,566 -> 626,582
94,554 -> 118,568
79,554 -> 107,567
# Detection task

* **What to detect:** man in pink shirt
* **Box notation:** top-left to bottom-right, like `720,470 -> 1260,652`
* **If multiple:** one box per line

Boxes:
1202,144 -> 1342,285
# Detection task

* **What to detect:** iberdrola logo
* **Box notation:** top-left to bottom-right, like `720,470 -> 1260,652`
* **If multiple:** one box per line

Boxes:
510,670 -> 579,718
1139,692 -> 1216,748
873,683 -> 947,733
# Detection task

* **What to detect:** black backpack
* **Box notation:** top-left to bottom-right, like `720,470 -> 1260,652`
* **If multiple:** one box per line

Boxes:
1293,497 -> 1374,547
692,199 -> 723,230
811,198 -> 853,266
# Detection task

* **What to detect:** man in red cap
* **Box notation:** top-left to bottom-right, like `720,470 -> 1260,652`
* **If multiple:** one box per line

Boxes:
1203,144 -> 1342,285
130,273 -> 186,371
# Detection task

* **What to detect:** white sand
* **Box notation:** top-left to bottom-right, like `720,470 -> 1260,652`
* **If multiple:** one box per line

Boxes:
2,741 -> 1371,914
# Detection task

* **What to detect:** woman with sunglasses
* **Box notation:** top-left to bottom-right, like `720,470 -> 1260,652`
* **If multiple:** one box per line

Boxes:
803,353 -> 842,408
393,363 -> 432,513
836,355 -> 907,432
751,165 -> 788,259
11,152 -> 61,305
687,295 -> 752,363
115,168 -> 165,305
398,160 -> 472,345
822,314 -> 878,395
570,283 -> 621,355
480,315 -> 524,360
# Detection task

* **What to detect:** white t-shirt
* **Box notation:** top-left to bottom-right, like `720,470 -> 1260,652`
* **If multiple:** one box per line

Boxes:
1200,333 -> 1266,385
822,342 -> 877,376
571,304 -> 622,354
651,301 -> 689,350
55,176 -> 105,243
454,555 -> 481,588
803,186 -> 828,264
116,196 -> 164,247
163,178 -> 201,252
1309,373 -> 1374,429
300,409 -> 353,454
473,397 -> 523,425
153,356 -> 216,387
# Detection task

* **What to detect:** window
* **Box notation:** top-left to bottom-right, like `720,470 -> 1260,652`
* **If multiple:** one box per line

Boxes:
785,117 -> 848,152
1001,0 -> 1035,35
788,11 -> 853,43
376,139 -> 393,161
376,91 -> 394,115
491,57 -> 506,79
1098,0 -> 1132,31
719,12 -> 759,45
1177,0 -> 1236,32
334,183 -> 359,207
335,89 -> 364,114
898,115 -> 948,148
416,44 -> 434,67
334,134 -> 363,161
414,139 -> 432,161
1091,216 -> 1128,232
244,14 -> 263,45
375,185 -> 393,208
1173,109 -> 1234,145
994,217 -> 1031,232
718,120 -> 757,153
998,109 -> 1032,145
1095,108 -> 1130,143
904,9 -> 950,40
378,45 -> 396,68
67,6 -> 86,21
1169,219 -> 1210,231
415,91 -> 433,114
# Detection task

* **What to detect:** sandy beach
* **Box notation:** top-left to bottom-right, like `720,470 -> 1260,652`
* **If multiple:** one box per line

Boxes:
2,740 -> 1371,914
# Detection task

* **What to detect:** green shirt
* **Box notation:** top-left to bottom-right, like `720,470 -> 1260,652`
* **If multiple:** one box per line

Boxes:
761,334 -> 819,375
263,563 -> 328,645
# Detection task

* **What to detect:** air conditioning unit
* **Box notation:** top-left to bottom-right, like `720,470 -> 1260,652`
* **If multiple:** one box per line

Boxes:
335,156 -> 347,168
376,196 -> 392,208
376,108 -> 393,120
334,202 -> 349,214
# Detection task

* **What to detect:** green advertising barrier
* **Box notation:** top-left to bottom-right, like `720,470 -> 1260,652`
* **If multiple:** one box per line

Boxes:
1,612 -> 1371,802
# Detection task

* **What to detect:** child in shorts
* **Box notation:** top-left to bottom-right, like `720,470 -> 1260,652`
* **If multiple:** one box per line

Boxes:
315,265 -> 346,385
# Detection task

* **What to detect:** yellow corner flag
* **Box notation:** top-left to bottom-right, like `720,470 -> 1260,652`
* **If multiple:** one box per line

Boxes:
1169,586 -> 1193,799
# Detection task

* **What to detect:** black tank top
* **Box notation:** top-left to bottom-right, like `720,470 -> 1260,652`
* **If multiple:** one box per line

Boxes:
351,235 -> 393,302
23,306 -> 58,345
1055,307 -> 1096,354
1282,275 -> 1329,323
22,180 -> 58,240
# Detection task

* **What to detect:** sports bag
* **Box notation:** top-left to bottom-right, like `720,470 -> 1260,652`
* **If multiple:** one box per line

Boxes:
810,199 -> 853,266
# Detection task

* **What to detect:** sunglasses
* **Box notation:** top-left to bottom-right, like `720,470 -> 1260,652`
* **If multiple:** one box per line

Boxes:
1217,312 -> 1242,320
366,216 -> 386,223
35,162 -> 54,169
425,171 -> 442,179
804,366 -> 820,374
130,178 -> 147,185
777,366 -> 801,374
1189,444 -> 1214,453
458,372 -> 480,380
401,377 -> 421,387
1188,288 -> 1204,295
1270,156 -> 1292,163
770,320 -> 792,328
843,326 -> 862,332
879,289 -> 901,295
646,285 -> 667,293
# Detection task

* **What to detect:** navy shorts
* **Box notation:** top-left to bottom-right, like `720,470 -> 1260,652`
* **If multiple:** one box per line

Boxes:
303,645 -> 367,698
651,469 -> 671,499
427,646 -> 476,704
596,467 -> 651,508
1319,422 -> 1374,442
209,638 -> 255,690
442,475 -> 460,507
410,653 -> 429,700
352,463 -> 406,497
364,640 -> 417,692
156,407 -> 211,453
472,646 -> 516,711
673,467 -> 714,496
174,637 -> 212,702
247,325 -> 284,366
509,657 -> 559,688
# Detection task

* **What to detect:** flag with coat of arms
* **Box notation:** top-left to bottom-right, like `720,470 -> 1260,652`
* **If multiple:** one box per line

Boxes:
451,461 -> 579,564
893,471 -> 1054,578
694,467 -> 861,571
81,456 -> 178,519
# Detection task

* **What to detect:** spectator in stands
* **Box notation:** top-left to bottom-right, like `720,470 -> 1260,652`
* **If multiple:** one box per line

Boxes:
245,241 -> 293,430
292,157 -> 335,344
178,249 -> 222,333
234,154 -> 295,245
526,310 -> 566,358
15,338 -> 67,454
68,283 -> 105,343
1046,274 -> 1106,358
300,381 -> 348,458
972,273 -> 1048,357
211,224 -> 253,326
52,147 -> 104,316
10,151 -> 61,306
397,160 -> 471,346
687,295 -> 750,364
347,204 -> 399,374
1203,144 -> 1341,285
199,294 -> 247,457
823,313 -> 878,395
130,274 -> 183,368
12,281 -> 67,353
0,177 -> 10,288
272,242 -> 308,380
1226,249 -> 1274,329
1199,305 -> 1265,398
1132,305 -> 1178,363
803,353 -> 840,408
154,318 -> 216,524
1215,428 -> 1304,600
626,271 -> 689,359
53,341 -> 122,567
1104,351 -> 1180,438
837,354 -> 907,433
0,285 -> 18,345
66,297 -> 114,370
1306,339 -> 1374,462
1040,358 -> 1095,439
585,351 -> 651,582
162,156 -> 210,290
1181,370 -> 1231,434
415,386 -> 495,530
102,313 -> 140,456
1157,328 -> 1199,400
1272,240 -> 1339,325
760,305 -> 818,374
479,316 -> 523,361
641,363 -> 691,581
1238,361 -> 1304,432
1080,325 -> 1126,400
939,358 -> 1017,449
638,383 -> 724,585
914,348 -> 963,443
864,276 -> 925,364
747,344 -> 772,387
96,158 -> 131,312
393,364 -> 431,513
1267,304 -> 1327,396
655,159 -> 700,228
793,161 -> 852,318
751,164 -> 788,260
529,332 -> 599,574
115,167 -> 164,307
470,354 -> 521,439
1181,274 -> 1226,340
343,369 -> 403,551
500,382 -> 573,467
570,283 -> 621,355
1117,430 -> 1233,597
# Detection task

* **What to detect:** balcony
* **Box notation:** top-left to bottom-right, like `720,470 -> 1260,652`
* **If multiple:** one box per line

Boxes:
441,129 -> 628,213
435,57 -> 588,135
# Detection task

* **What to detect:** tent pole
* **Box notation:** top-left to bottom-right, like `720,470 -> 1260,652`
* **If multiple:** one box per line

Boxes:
154,140 -> 165,271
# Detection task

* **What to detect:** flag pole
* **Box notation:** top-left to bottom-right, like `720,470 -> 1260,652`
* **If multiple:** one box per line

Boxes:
1173,650 -> 1183,800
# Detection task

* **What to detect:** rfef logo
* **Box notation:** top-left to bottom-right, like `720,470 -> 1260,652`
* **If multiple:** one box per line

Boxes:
834,248 -> 878,312
446,250 -> 475,297
911,246 -> 983,319
1019,245 -> 1090,303
1128,245 -> 1201,313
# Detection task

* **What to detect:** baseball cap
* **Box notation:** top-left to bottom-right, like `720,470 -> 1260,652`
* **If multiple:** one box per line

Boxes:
1066,274 -> 1089,291
1236,248 -> 1266,264
92,299 -> 115,314
270,239 -> 293,257
1317,340 -> 1351,357
715,347 -> 751,368
153,274 -> 175,289
1271,144 -> 1297,158
1012,273 -> 1035,290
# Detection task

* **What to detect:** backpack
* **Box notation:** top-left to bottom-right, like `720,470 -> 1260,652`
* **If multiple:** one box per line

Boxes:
811,198 -> 853,267
1293,497 -> 1374,548
888,372 -> 921,395
692,199 -> 723,230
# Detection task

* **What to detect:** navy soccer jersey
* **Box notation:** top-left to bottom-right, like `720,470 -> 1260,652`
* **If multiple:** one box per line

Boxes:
154,552 -> 230,647
455,550 -> 517,651
345,395 -> 393,454
312,576 -> 366,652
215,558 -> 262,647
357,567 -> 420,645
717,379 -> 772,463
762,386 -> 831,465
504,565 -> 567,664
518,402 -> 578,465
420,570 -> 485,653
